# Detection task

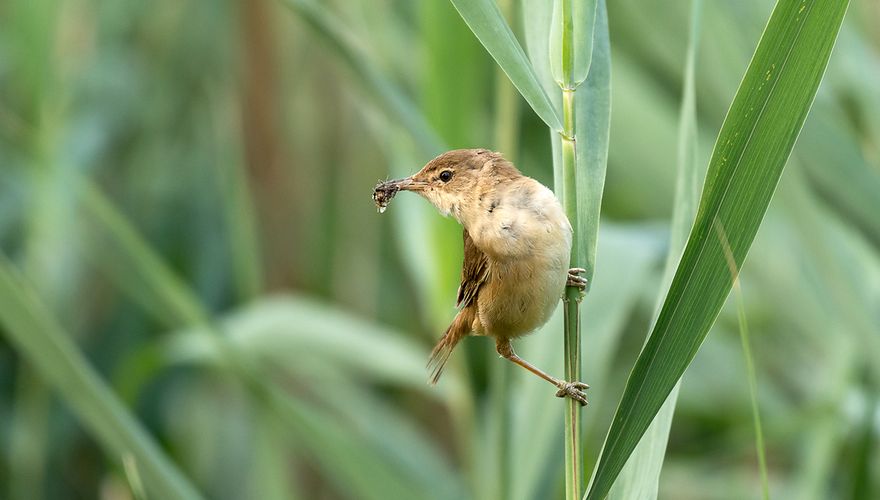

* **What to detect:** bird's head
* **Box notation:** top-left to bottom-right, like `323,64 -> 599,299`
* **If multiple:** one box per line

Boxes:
380,149 -> 519,220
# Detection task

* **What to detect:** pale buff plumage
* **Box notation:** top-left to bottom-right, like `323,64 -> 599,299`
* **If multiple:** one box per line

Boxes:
373,149 -> 589,405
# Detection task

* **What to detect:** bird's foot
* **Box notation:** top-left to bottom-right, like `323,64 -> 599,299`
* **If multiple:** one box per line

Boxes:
567,268 -> 588,291
555,381 -> 590,406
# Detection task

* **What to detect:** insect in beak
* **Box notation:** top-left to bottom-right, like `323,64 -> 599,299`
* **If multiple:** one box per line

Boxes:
372,177 -> 425,213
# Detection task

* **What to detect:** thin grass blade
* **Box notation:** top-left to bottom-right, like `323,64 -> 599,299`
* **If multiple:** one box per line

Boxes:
586,1 -> 850,498
164,295 -> 438,392
449,0 -> 564,132
608,2 -> 702,497
733,282 -> 771,500
80,181 -> 209,328
279,0 -> 445,155
716,223 -> 771,499
0,254 -> 203,500
521,0 -> 561,110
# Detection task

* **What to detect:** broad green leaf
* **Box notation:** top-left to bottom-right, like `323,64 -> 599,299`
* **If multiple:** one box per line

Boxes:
586,1 -> 849,498
573,0 -> 610,285
609,1 -> 703,498
0,254 -> 203,500
162,295 -> 466,498
449,0 -> 564,132
164,295 -> 444,394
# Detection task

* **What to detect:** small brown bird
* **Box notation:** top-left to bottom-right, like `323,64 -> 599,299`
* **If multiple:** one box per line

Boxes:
374,149 -> 589,405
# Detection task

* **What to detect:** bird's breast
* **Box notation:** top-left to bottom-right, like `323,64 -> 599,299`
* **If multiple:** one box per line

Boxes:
464,180 -> 571,260
467,181 -> 571,338
477,255 -> 568,338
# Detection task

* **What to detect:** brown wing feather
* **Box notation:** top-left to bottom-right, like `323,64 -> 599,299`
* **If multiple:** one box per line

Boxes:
427,229 -> 489,384
456,228 -> 490,308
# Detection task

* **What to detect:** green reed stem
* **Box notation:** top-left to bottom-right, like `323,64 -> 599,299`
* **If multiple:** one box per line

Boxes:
560,2 -> 583,498
734,282 -> 770,500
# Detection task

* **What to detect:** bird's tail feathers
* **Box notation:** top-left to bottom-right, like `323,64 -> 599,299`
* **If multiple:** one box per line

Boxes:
427,308 -> 473,385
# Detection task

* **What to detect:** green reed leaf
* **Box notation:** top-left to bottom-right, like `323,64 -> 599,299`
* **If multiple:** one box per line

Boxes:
587,1 -> 849,498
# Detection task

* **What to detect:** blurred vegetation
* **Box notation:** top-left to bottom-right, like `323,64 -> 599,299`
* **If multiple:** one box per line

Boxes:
0,0 -> 878,499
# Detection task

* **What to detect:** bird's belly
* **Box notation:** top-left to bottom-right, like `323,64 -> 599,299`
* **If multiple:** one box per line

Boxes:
477,255 -> 568,338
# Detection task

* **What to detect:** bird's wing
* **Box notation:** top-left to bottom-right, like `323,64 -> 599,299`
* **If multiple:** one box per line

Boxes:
456,228 -> 490,309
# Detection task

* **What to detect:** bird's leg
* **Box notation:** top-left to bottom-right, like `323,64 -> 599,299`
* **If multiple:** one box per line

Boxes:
567,267 -> 588,291
496,338 -> 589,406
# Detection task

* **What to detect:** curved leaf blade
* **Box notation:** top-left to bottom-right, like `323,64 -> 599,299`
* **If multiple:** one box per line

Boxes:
586,1 -> 849,498
280,0 -> 446,156
449,0 -> 564,132
574,0 -> 610,286
0,254 -> 203,500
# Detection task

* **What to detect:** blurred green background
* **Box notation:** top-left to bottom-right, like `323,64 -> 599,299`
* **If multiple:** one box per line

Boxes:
1,0 -> 878,499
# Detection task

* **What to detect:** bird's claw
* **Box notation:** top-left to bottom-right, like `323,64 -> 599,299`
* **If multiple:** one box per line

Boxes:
567,268 -> 588,291
555,381 -> 590,406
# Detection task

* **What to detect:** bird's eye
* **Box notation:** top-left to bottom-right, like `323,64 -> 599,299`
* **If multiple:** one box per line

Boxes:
439,170 -> 453,183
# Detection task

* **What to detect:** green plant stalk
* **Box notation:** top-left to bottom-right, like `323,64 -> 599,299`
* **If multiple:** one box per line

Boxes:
562,282 -> 582,500
734,283 -> 770,500
718,220 -> 769,499
561,130 -> 582,500
560,1 -> 583,498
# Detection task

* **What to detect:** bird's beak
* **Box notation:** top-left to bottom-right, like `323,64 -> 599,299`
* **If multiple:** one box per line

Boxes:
389,176 -> 426,192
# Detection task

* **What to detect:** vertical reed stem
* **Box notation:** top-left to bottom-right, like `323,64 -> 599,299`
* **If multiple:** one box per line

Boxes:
559,1 -> 583,499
